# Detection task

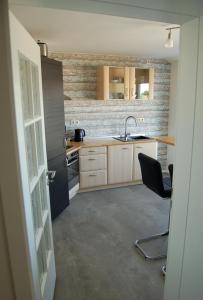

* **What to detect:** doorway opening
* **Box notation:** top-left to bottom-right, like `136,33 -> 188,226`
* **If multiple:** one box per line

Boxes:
5,2 -> 189,299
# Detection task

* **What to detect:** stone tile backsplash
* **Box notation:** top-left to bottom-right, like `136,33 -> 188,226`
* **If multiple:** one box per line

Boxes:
50,52 -> 171,168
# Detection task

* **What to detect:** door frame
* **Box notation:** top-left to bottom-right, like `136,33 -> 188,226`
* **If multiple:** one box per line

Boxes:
164,17 -> 201,300
1,0 -> 202,299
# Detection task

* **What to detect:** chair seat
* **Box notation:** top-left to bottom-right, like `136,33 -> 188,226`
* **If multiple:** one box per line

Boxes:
163,176 -> 172,198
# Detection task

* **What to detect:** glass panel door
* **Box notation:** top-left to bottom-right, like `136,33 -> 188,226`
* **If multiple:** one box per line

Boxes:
19,53 -> 54,298
109,67 -> 125,99
9,12 -> 56,300
134,68 -> 154,100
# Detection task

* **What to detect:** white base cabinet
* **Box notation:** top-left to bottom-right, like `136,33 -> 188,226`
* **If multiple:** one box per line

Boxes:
79,146 -> 107,189
133,142 -> 157,181
108,144 -> 133,184
80,170 -> 107,189
79,141 -> 158,190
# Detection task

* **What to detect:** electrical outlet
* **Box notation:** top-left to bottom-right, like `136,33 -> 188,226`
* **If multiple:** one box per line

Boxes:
70,120 -> 80,126
137,117 -> 145,123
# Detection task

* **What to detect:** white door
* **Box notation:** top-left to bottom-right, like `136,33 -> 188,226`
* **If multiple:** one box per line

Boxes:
108,144 -> 133,184
9,12 -> 56,300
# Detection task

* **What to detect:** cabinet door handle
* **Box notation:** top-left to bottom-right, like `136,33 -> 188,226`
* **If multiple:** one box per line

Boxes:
89,174 -> 97,177
136,146 -> 143,149
122,148 -> 129,150
88,150 -> 96,153
88,158 -> 96,161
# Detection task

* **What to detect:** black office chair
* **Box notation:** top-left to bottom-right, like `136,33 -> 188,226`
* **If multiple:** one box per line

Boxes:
161,163 -> 173,275
134,153 -> 172,260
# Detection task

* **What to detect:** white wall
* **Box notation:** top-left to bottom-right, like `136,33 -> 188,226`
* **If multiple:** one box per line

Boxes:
164,17 -> 200,300
0,1 -> 15,299
177,16 -> 203,300
10,0 -> 202,24
0,191 -> 14,300
167,60 -> 178,165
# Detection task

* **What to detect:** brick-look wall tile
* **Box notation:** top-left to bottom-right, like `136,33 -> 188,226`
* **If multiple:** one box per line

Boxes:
50,52 -> 171,169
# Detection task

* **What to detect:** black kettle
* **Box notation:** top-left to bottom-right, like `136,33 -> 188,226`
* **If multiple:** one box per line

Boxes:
74,129 -> 85,142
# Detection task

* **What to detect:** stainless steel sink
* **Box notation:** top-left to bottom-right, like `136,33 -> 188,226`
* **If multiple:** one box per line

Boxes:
129,135 -> 150,140
113,135 -> 150,142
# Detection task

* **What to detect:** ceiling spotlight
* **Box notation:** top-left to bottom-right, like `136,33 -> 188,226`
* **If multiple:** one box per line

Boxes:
165,29 -> 173,48
164,26 -> 180,49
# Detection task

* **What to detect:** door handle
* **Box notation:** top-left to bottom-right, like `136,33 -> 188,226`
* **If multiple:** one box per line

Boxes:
46,170 -> 56,184
67,159 -> 78,167
47,170 -> 56,179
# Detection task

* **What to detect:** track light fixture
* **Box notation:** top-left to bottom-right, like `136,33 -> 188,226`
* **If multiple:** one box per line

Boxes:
164,26 -> 180,48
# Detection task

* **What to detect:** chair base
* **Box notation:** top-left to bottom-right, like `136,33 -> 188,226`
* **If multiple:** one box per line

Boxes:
134,230 -> 169,260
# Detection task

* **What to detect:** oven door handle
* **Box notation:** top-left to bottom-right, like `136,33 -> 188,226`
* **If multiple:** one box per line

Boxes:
67,158 -> 79,167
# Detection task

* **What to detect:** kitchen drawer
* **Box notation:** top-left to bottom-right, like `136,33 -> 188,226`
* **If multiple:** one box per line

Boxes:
79,146 -> 107,156
80,170 -> 107,188
80,154 -> 107,172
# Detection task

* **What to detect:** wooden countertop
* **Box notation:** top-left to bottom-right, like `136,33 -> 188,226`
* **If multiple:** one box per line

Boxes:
66,136 -> 175,155
155,136 -> 175,146
66,136 -> 156,155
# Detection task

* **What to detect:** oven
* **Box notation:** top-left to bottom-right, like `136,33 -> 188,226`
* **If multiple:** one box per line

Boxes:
66,150 -> 79,199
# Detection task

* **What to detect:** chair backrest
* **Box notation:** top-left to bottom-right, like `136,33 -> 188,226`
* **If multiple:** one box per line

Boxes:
138,153 -> 168,198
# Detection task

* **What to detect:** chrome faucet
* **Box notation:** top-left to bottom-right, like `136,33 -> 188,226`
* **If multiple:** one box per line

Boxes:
124,116 -> 137,141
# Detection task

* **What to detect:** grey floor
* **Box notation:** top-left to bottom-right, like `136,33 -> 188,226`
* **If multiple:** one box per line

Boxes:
53,184 -> 169,300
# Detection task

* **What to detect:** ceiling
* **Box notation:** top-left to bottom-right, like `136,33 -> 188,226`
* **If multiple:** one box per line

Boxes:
10,6 -> 180,59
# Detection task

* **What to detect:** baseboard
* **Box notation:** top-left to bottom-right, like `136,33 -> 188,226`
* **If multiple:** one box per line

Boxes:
69,183 -> 80,200
79,180 -> 142,193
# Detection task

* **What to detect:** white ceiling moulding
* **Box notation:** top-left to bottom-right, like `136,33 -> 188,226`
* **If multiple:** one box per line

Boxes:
9,0 -> 201,25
